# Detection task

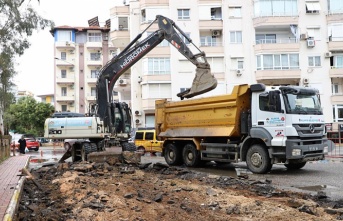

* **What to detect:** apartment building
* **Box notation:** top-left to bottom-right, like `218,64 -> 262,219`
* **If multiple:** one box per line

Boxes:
108,0 -> 343,138
50,17 -> 123,114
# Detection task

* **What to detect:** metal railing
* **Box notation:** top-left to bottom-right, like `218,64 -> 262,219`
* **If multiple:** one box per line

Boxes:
255,38 -> 298,44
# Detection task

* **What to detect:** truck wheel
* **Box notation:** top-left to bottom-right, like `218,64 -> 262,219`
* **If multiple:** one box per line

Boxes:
137,146 -> 146,155
122,142 -> 137,151
182,144 -> 201,167
81,143 -> 91,161
246,144 -> 272,174
164,143 -> 182,166
90,143 -> 97,153
284,162 -> 307,170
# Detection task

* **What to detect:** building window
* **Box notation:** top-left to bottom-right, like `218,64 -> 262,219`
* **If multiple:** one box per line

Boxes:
256,54 -> 299,70
305,1 -> 321,14
61,70 -> 67,78
255,34 -> 276,44
178,9 -> 190,20
146,58 -> 170,75
238,60 -> 244,69
141,9 -> 146,22
230,31 -> 242,43
61,52 -> 66,60
328,24 -> 343,42
308,56 -> 321,67
91,87 -> 96,96
334,56 -> 343,68
88,32 -> 102,42
61,105 -> 67,112
332,84 -> 340,95
307,27 -> 321,40
91,70 -> 99,78
61,87 -> 67,96
329,0 -> 343,14
57,30 -> 72,42
142,83 -> 171,99
145,115 -> 155,128
333,105 -> 343,122
90,53 -> 101,61
200,36 -> 218,46
254,0 -> 298,17
210,7 -> 222,20
229,7 -> 242,18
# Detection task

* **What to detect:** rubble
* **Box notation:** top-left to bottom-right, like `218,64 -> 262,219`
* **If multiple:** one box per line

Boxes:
16,160 -> 343,221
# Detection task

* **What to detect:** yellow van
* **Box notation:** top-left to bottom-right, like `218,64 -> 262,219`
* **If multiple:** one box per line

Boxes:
134,129 -> 163,155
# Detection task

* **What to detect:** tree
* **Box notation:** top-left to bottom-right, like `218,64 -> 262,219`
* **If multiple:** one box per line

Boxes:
4,96 -> 55,136
0,0 -> 54,134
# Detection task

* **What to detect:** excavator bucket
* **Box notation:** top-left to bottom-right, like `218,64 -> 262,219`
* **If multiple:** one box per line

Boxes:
177,67 -> 217,99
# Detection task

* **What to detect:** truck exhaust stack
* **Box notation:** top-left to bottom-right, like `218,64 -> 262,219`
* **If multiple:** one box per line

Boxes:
177,67 -> 217,99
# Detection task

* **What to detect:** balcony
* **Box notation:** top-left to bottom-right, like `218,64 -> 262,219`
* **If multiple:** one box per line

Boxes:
254,39 -> 300,53
86,76 -> 97,84
110,6 -> 129,16
199,42 -> 224,54
328,39 -> 343,52
327,13 -> 343,23
199,20 -> 223,30
86,58 -> 102,66
110,29 -> 130,48
86,95 -> 96,101
113,78 -> 130,92
140,74 -> 171,83
253,16 -> 299,28
329,67 -> 343,77
55,59 -> 75,67
55,41 -> 76,49
331,94 -> 343,104
55,94 -> 75,102
139,0 -> 169,7
142,98 -> 171,110
56,75 -> 75,84
255,69 -> 301,84
85,42 -> 102,50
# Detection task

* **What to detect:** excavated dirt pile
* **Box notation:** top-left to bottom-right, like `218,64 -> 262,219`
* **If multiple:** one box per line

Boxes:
17,161 -> 343,221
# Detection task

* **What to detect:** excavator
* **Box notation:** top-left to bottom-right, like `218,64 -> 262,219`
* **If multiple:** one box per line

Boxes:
44,15 -> 217,162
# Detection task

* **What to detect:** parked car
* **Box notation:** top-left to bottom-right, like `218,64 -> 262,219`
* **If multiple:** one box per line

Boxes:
11,134 -> 40,152
134,129 -> 163,155
37,137 -> 50,146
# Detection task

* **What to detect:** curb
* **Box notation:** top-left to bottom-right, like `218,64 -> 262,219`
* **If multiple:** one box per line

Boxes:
3,157 -> 30,221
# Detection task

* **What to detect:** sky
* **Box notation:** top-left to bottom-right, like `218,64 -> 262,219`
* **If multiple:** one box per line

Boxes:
15,0 -> 121,96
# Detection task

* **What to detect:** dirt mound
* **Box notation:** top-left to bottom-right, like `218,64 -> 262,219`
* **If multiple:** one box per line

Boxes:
17,161 -> 343,221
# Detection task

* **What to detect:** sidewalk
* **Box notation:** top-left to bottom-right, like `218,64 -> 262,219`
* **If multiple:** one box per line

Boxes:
0,154 -> 30,221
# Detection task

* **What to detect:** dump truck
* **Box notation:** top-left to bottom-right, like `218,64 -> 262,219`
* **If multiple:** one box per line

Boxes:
155,83 -> 328,174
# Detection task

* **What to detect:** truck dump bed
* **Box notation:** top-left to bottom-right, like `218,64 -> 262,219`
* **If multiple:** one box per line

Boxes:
155,84 -> 251,138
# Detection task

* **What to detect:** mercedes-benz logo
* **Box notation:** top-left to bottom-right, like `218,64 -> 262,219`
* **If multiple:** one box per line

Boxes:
309,124 -> 315,133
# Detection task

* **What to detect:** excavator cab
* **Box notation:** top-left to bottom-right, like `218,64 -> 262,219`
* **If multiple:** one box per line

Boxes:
111,102 -> 132,135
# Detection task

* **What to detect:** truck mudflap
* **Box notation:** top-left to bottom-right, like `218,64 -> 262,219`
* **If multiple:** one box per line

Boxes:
285,139 -> 327,161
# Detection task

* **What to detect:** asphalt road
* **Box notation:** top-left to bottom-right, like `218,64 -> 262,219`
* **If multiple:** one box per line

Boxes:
25,146 -> 343,201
